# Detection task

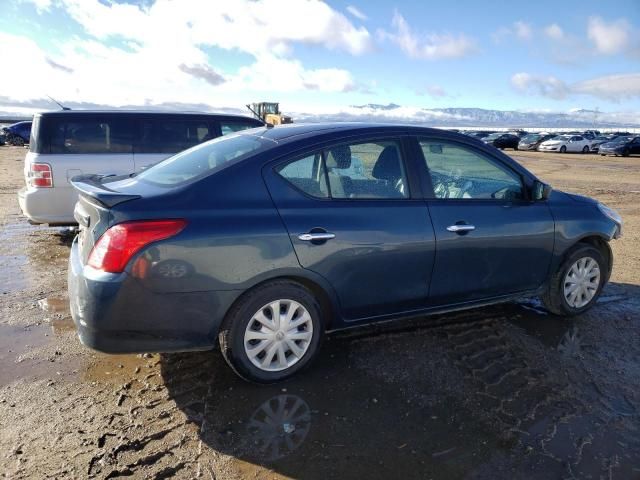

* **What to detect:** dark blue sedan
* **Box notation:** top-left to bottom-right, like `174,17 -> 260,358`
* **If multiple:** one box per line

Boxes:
68,124 -> 623,382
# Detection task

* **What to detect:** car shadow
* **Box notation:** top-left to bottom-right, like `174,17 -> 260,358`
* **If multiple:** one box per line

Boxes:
160,282 -> 640,479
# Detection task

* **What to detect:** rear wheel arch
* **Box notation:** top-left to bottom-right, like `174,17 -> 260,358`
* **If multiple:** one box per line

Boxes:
223,273 -> 339,331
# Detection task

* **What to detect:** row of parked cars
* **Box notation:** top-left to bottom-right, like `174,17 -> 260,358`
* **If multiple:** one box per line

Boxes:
464,129 -> 640,156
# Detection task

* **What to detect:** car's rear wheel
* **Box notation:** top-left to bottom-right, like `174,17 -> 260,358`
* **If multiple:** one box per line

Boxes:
559,146 -> 567,153
622,148 -> 630,157
541,245 -> 607,316
582,145 -> 589,153
513,144 -> 518,150
219,280 -> 323,383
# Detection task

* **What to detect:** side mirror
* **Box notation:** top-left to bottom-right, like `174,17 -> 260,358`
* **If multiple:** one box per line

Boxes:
533,181 -> 552,201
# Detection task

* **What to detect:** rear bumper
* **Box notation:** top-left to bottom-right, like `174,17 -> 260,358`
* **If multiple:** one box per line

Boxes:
18,186 -> 77,225
68,237 -> 240,353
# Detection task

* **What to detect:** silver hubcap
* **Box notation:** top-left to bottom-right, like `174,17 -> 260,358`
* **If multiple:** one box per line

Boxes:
244,299 -> 314,372
563,257 -> 600,309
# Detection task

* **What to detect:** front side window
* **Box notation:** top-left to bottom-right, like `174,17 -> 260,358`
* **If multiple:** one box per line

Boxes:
50,119 -> 132,154
420,140 -> 523,200
138,119 -> 211,154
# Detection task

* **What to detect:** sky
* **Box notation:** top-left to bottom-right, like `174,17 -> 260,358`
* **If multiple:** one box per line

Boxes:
0,0 -> 639,123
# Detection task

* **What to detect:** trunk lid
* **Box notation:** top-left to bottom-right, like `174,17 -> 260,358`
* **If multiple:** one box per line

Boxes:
71,174 -> 142,264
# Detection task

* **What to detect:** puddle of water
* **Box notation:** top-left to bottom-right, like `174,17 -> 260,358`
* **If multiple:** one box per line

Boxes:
84,354 -> 152,383
0,254 -> 28,293
38,296 -> 76,332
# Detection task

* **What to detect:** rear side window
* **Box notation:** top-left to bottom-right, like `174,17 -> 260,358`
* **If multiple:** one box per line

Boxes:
137,119 -> 211,154
50,119 -> 132,154
29,117 -> 40,153
276,153 -> 328,198
220,121 -> 258,136
135,133 -> 264,186
276,140 -> 409,199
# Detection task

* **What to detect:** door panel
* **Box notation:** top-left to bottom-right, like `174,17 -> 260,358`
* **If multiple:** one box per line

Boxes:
418,137 -> 555,305
264,139 -> 436,321
427,201 -> 554,304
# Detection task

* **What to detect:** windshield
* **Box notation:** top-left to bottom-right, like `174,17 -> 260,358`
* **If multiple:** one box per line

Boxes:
522,134 -> 541,142
611,136 -> 632,144
554,135 -> 571,141
135,133 -> 266,186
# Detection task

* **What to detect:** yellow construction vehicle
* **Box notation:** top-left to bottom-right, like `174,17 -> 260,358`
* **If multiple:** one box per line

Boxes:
247,102 -> 293,125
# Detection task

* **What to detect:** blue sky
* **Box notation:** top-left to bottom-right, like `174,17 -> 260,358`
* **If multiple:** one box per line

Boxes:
0,0 -> 638,121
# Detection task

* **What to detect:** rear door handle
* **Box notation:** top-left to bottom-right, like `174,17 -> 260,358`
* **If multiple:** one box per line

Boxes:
447,224 -> 476,233
298,232 -> 336,241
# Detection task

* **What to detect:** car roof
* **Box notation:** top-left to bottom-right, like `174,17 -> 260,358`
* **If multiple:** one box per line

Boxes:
34,110 -> 259,120
240,122 -> 460,144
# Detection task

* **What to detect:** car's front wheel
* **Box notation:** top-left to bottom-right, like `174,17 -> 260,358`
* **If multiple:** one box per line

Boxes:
219,280 -> 323,383
541,245 -> 607,316
559,145 -> 567,153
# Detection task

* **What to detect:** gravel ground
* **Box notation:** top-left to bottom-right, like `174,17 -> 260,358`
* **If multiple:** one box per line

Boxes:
0,146 -> 639,479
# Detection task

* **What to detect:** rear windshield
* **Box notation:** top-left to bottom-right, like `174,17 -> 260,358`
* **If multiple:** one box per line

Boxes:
135,133 -> 266,186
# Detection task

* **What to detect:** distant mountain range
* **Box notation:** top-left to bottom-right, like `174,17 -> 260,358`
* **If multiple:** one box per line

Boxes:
1,101 -> 638,128
294,104 -> 639,128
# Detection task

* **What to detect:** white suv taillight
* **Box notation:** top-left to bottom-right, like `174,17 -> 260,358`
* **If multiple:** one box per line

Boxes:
28,163 -> 53,188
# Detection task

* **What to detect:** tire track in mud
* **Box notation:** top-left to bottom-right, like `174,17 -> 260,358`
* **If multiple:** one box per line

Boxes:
430,310 -> 640,479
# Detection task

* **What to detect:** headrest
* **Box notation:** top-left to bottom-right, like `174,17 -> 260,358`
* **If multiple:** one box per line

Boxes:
325,145 -> 351,169
372,145 -> 401,180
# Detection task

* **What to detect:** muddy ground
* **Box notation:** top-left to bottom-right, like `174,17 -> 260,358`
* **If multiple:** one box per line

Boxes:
0,145 -> 639,479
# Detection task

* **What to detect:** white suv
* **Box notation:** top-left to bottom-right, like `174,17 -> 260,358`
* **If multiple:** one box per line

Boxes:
18,111 -> 262,225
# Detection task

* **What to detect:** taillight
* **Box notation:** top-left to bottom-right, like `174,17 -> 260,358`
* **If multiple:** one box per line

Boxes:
28,163 -> 53,188
88,220 -> 187,273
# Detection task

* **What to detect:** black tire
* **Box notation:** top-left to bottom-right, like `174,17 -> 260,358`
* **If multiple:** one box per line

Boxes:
600,154 -> 605,156
582,146 -> 589,153
541,244 -> 607,316
219,280 -> 324,383
513,145 -> 518,151
622,148 -> 630,157
559,146 -> 567,153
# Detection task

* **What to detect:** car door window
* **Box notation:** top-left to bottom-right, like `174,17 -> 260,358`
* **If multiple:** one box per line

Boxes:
50,119 -> 132,154
419,140 -> 523,200
324,141 -> 408,199
138,120 -> 210,153
276,152 -> 328,198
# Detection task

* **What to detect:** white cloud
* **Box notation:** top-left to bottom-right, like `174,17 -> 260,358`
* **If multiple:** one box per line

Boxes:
379,11 -> 477,60
511,72 -> 640,102
513,21 -> 532,40
544,24 -> 564,41
4,0 -> 373,108
511,73 -> 568,100
492,21 -> 533,43
587,16 -> 631,55
346,5 -> 367,21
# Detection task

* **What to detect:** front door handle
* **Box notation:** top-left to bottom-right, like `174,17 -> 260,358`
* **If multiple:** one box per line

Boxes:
298,232 -> 336,241
446,224 -> 476,233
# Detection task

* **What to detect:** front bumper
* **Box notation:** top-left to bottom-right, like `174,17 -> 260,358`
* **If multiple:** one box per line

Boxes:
539,145 -> 559,151
68,237 -> 239,353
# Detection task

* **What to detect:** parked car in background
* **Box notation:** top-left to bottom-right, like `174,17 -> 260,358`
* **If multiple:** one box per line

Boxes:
518,133 -> 556,151
590,135 -> 619,152
2,121 -> 32,146
483,132 -> 520,150
18,110 -> 263,225
508,130 -> 528,138
465,131 -> 493,139
598,136 -> 640,157
68,123 -> 621,382
538,135 -> 592,153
